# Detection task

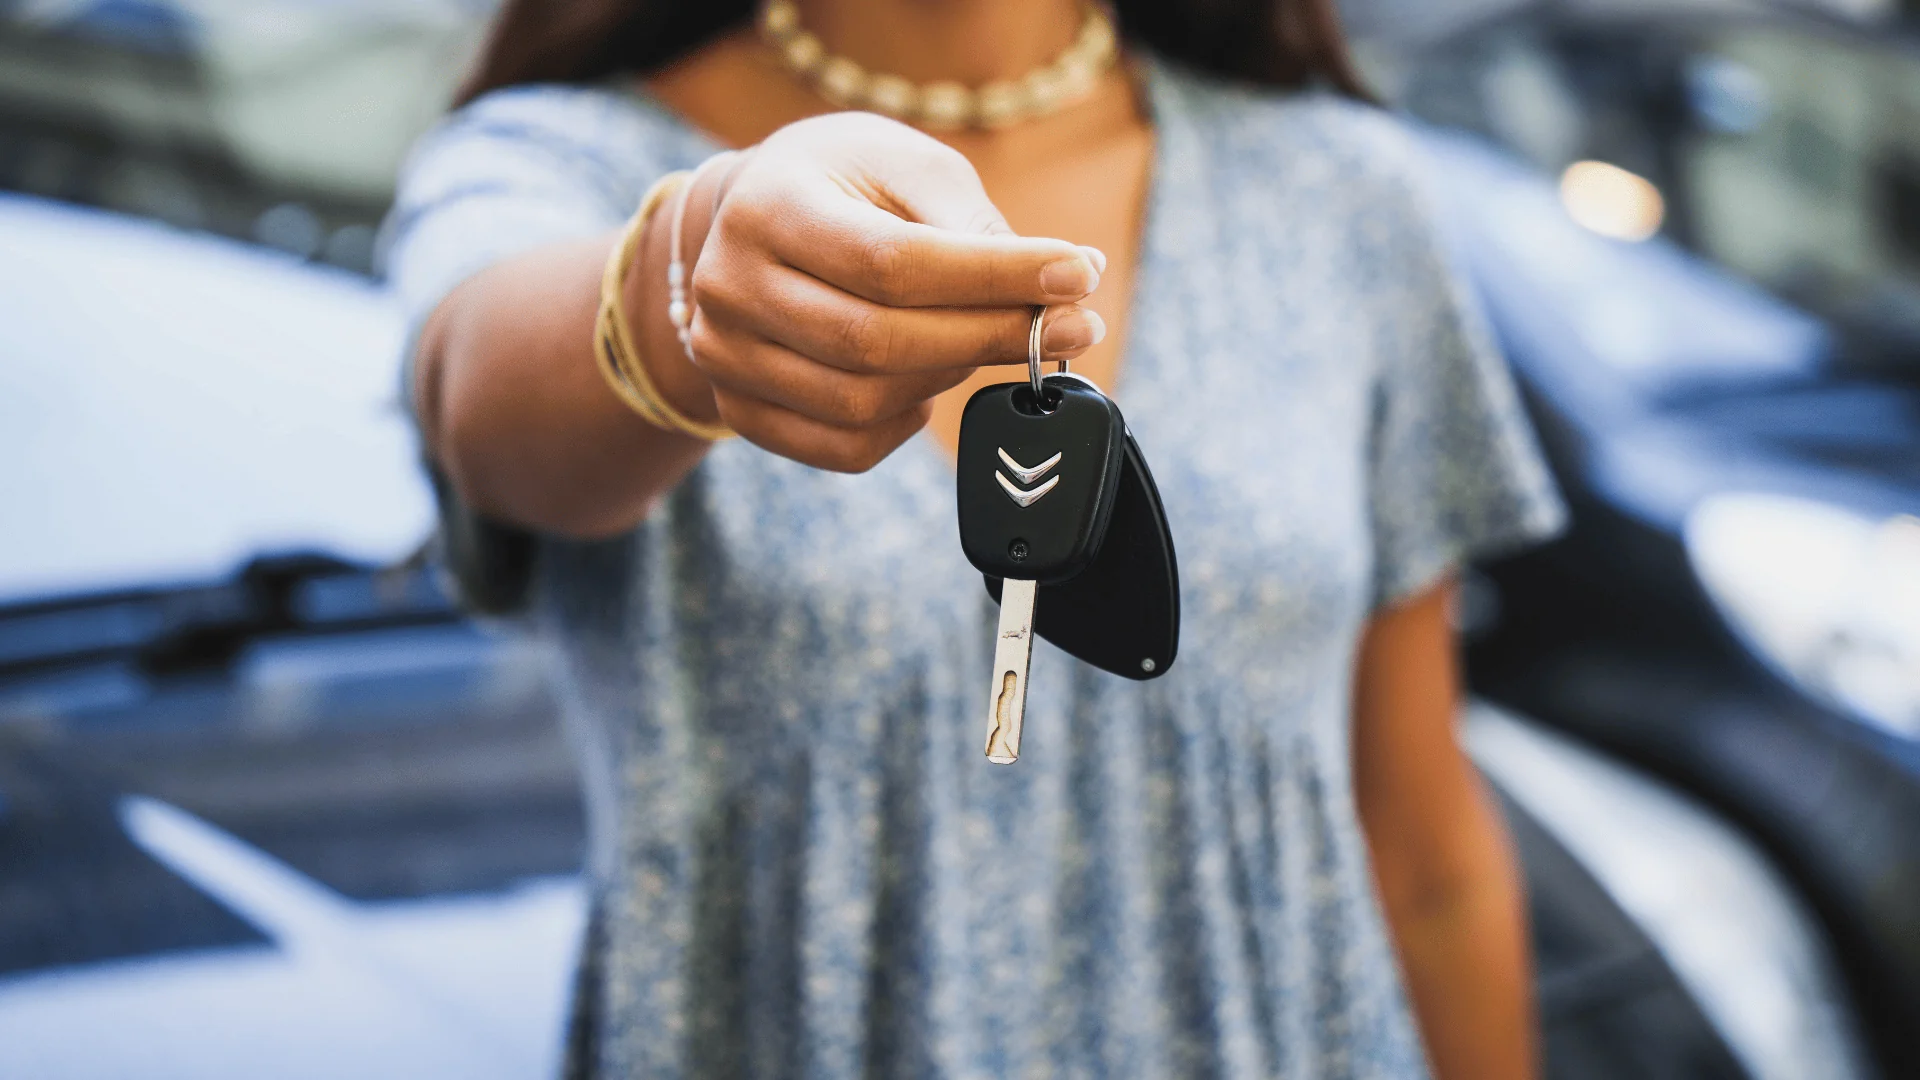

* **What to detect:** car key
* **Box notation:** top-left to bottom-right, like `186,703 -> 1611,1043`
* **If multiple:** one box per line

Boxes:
955,309 -> 1127,763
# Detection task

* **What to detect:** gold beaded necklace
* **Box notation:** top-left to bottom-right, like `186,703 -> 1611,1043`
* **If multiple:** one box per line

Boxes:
757,0 -> 1119,131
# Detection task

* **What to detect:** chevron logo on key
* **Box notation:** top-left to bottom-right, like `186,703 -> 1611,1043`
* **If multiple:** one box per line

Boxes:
995,448 -> 1062,507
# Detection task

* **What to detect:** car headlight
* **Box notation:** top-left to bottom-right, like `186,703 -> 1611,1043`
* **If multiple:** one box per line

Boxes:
1686,493 -> 1920,739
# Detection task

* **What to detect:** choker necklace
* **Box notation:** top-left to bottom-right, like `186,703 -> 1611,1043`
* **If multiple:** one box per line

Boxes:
758,1 -> 1119,131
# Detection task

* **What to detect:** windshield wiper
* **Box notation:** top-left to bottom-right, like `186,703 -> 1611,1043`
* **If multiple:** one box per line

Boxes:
0,552 -> 459,681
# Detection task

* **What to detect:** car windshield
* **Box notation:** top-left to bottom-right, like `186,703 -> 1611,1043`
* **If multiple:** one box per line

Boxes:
1396,10 -> 1920,370
0,0 -> 488,274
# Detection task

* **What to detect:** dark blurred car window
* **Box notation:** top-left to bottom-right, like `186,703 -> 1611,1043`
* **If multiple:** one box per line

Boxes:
1683,24 -> 1920,352
1397,10 -> 1920,372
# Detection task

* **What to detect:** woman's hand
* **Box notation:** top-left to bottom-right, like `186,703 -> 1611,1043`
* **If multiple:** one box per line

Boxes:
682,112 -> 1107,472
415,112 -> 1107,538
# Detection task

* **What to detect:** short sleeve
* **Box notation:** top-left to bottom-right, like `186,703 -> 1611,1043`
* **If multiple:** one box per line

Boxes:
378,84 -> 695,612
381,84 -> 676,355
1363,139 -> 1567,610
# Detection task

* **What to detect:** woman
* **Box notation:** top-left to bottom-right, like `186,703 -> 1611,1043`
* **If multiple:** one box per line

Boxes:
386,1 -> 1564,1075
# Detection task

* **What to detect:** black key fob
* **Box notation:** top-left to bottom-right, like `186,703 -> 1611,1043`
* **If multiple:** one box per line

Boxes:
957,373 -> 1180,681
955,375 -> 1125,585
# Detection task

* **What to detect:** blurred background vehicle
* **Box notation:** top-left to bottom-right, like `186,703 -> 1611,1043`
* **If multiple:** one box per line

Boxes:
1368,2 -> 1920,1075
0,175 -> 586,1080
0,1 -> 1913,1078
0,4 -> 583,1077
0,0 -> 483,274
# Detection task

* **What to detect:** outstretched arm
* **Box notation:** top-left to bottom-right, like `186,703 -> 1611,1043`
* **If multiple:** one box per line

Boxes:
411,113 -> 1105,539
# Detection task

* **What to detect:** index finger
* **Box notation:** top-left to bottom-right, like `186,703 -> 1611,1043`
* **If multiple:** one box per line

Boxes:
764,192 -> 1101,309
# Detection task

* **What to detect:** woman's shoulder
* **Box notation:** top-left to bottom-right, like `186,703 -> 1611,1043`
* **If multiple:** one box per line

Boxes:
444,81 -> 686,144
398,81 -> 706,201
1152,60 -> 1431,209
1148,59 -> 1463,297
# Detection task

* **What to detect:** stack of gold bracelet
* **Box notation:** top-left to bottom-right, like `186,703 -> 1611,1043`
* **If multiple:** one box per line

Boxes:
593,170 -> 736,442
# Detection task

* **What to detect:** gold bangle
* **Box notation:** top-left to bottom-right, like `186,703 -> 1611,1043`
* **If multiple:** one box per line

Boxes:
594,170 -> 735,441
593,171 -> 682,429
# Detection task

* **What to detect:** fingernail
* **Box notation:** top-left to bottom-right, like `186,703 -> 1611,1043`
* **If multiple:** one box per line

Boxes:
1040,255 -> 1099,298
1043,308 -> 1106,353
1078,245 -> 1109,276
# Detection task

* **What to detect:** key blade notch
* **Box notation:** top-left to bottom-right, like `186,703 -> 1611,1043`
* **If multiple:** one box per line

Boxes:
984,578 -> 1037,764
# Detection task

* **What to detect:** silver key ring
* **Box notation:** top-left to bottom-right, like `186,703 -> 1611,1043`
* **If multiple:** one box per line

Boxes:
1027,306 -> 1047,400
1027,307 -> 1071,402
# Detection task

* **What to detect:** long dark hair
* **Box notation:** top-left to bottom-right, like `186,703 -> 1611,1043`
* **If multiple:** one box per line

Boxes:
454,0 -> 1370,108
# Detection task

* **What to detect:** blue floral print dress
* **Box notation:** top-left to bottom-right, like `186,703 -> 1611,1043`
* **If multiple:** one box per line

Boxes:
385,56 -> 1565,1080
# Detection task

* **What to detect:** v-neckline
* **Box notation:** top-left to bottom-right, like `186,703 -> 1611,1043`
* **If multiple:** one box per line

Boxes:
615,56 -> 1191,477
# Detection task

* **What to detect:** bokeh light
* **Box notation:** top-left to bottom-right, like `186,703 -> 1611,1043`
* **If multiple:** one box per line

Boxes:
1559,159 -> 1667,241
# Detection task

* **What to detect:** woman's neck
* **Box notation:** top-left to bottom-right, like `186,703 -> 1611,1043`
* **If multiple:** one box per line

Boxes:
794,0 -> 1086,86
648,0 -> 1142,160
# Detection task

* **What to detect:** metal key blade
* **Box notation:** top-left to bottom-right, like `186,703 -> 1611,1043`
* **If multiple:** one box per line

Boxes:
984,578 -> 1038,764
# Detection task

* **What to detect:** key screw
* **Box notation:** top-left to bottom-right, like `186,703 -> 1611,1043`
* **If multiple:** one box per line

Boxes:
1008,538 -> 1030,562
1140,658 -> 1156,673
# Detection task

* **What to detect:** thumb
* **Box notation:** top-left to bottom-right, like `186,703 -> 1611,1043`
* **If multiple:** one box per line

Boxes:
866,137 -> 1108,282
867,137 -> 1017,237
771,112 -> 1106,299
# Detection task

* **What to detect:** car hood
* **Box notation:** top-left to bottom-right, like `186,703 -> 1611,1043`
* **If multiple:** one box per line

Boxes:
0,194 -> 433,603
1420,130 -> 1920,529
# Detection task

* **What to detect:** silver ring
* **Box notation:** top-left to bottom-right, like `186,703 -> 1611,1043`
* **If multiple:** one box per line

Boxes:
1027,306 -> 1046,400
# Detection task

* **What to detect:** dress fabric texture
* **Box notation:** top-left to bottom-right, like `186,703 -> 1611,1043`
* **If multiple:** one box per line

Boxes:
385,58 -> 1565,1080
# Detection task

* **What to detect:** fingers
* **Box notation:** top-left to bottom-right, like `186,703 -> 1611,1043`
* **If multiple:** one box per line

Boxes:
692,312 -> 975,427
697,263 -> 1105,375
712,383 -> 933,475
